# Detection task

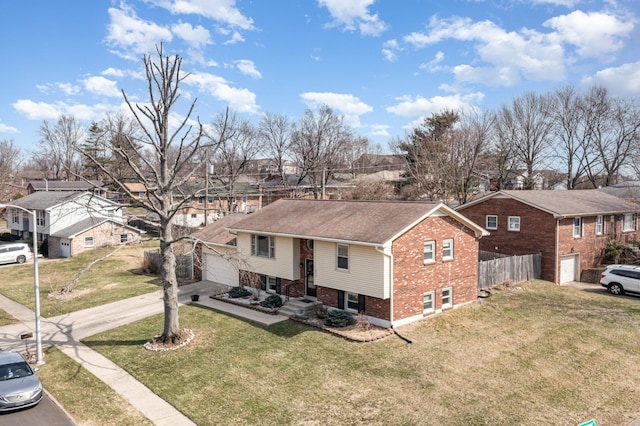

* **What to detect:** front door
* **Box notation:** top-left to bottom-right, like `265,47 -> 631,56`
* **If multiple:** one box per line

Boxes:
305,259 -> 316,298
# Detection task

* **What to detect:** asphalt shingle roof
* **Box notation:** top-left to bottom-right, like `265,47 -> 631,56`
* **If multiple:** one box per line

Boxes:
465,190 -> 639,217
227,199 -> 444,245
191,214 -> 247,245
7,191 -> 85,210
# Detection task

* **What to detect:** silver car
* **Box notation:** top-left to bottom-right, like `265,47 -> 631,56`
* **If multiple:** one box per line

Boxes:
0,351 -> 42,411
600,264 -> 640,296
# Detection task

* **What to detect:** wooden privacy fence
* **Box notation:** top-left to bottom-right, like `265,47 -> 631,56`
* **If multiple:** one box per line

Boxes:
478,251 -> 541,290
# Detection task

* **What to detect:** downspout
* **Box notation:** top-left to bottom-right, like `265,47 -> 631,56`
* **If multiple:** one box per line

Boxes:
555,218 -> 560,285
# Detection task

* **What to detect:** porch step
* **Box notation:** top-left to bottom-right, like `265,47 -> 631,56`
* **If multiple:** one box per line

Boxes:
279,298 -> 322,317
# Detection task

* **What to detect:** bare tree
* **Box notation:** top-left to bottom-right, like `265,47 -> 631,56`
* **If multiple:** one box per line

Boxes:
496,92 -> 555,189
258,112 -> 293,185
0,140 -> 22,199
582,86 -> 640,187
100,111 -> 145,181
290,105 -> 354,198
74,45 -> 213,345
38,114 -> 84,181
206,107 -> 261,212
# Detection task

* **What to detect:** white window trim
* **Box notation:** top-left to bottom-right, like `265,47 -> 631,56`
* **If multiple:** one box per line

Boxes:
595,215 -> 603,235
485,215 -> 498,230
423,241 -> 435,264
251,234 -> 275,259
266,276 -> 278,293
572,217 -> 582,238
345,291 -> 359,313
442,238 -> 454,261
337,244 -> 349,271
84,236 -> 94,247
442,287 -> 453,309
623,213 -> 636,232
508,216 -> 520,232
423,291 -> 435,313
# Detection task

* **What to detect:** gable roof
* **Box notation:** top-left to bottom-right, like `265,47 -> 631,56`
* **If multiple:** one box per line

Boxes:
50,216 -> 144,239
227,199 -> 487,245
191,214 -> 247,246
8,191 -> 118,211
458,190 -> 640,217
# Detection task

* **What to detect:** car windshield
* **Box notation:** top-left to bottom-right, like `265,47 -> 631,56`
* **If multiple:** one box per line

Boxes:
0,361 -> 33,381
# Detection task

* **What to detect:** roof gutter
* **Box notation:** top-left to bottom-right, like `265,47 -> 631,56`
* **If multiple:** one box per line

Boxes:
225,228 -> 387,248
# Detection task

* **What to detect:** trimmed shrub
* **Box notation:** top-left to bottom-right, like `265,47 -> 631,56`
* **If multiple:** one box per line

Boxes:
259,294 -> 283,309
228,286 -> 252,298
324,310 -> 355,328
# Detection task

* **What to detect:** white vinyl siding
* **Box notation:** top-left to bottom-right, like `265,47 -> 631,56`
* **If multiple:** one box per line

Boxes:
314,240 -> 389,299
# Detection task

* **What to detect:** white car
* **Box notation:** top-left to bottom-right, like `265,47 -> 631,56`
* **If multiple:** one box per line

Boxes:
600,264 -> 640,296
0,243 -> 33,265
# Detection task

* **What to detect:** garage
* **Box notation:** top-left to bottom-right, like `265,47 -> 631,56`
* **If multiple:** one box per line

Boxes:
204,253 -> 239,286
560,254 -> 578,283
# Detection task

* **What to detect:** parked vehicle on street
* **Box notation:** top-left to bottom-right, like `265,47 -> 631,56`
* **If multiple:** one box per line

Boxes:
0,243 -> 33,265
0,351 -> 42,411
600,264 -> 640,296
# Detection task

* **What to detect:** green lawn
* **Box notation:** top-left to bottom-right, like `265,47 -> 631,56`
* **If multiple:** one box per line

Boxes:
81,281 -> 640,425
0,307 -> 18,326
0,241 -> 161,317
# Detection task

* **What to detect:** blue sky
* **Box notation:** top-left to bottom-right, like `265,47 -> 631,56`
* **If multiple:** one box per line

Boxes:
1,0 -> 638,153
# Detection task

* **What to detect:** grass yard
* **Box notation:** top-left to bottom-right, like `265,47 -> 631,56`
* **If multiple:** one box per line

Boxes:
0,307 -> 18,326
81,280 -> 640,425
0,241 -> 161,317
37,347 -> 153,426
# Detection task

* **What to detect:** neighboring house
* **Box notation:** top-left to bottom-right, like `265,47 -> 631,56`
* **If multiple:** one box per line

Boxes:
457,190 -> 640,284
3,191 -> 137,258
27,180 -> 107,197
599,181 -> 640,205
48,216 -> 144,258
173,182 -> 262,228
116,182 -> 148,203
191,214 -> 248,286
260,175 -> 354,206
217,199 -> 488,328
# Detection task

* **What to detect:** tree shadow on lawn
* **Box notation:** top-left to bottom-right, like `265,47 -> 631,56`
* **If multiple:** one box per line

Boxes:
82,338 -> 151,348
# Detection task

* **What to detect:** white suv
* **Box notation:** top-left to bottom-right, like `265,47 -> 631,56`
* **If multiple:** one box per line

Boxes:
600,264 -> 640,296
0,243 -> 33,265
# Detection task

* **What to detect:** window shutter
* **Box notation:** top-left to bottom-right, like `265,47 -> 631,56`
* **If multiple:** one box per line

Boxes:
358,294 -> 366,313
337,290 -> 345,309
275,278 -> 281,294
260,275 -> 266,291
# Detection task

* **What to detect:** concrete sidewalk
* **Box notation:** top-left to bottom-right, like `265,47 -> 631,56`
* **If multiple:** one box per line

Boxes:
0,280 -> 248,426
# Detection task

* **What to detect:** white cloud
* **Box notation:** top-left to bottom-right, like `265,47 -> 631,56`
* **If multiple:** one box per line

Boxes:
13,100 -> 62,120
419,51 -> 446,72
318,0 -> 388,36
235,60 -> 262,79
223,30 -> 245,45
185,72 -> 259,114
106,5 -> 173,60
36,82 -> 82,96
403,16 -> 567,84
83,76 -> 121,98
583,61 -> 640,94
382,39 -> 400,62
531,0 -> 580,6
300,92 -> 373,126
386,93 -> 484,119
172,21 -> 212,49
0,123 -> 18,133
148,0 -> 254,30
544,10 -> 634,58
369,124 -> 389,137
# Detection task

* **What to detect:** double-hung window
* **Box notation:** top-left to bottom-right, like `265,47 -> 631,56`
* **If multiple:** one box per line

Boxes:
623,213 -> 637,232
573,217 -> 582,238
442,287 -> 453,309
485,215 -> 498,230
120,234 -> 128,243
36,211 -> 45,227
251,234 -> 275,258
423,241 -> 435,264
84,236 -> 94,247
442,238 -> 454,261
337,244 -> 349,270
508,216 -> 520,231
596,215 -> 604,235
11,211 -> 19,224
423,291 -> 435,313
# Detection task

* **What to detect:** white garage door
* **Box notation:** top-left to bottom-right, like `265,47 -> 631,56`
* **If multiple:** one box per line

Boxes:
204,253 -> 239,286
560,254 -> 578,283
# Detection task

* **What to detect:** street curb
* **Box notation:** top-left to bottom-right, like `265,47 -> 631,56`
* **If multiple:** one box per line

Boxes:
43,388 -> 79,426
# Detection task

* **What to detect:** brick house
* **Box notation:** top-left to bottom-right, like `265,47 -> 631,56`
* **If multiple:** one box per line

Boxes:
457,190 -> 640,284
202,199 -> 488,328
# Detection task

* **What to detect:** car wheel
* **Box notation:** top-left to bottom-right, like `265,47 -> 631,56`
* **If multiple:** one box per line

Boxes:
608,283 -> 624,295
16,255 -> 26,264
